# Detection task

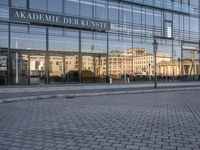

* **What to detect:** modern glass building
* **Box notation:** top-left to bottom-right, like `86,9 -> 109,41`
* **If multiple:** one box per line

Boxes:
0,0 -> 200,85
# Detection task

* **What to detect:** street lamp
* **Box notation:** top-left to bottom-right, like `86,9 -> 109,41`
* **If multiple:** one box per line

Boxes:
198,50 -> 200,80
152,39 -> 159,88
178,57 -> 181,80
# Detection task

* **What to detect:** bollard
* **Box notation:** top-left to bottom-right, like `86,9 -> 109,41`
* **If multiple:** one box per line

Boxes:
109,76 -> 112,84
127,77 -> 130,84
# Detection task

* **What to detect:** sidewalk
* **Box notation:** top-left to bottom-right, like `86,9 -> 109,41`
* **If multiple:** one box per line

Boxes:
1,81 -> 200,104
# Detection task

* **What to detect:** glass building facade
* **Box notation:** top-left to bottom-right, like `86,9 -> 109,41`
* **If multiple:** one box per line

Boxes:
0,0 -> 200,85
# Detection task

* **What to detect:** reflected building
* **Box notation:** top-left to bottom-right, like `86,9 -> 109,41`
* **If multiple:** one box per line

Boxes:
0,0 -> 200,85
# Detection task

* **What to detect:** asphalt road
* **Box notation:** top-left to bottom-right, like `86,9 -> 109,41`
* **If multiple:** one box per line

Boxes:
0,90 -> 200,150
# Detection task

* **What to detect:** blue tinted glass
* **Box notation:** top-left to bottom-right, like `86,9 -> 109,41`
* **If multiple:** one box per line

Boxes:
108,1 -> 119,22
123,4 -> 132,23
48,0 -> 62,13
0,23 -> 8,48
0,0 -> 8,5
65,0 -> 79,16
12,0 -> 26,8
95,0 -> 107,19
30,0 -> 47,11
0,5 -> 9,20
80,0 -> 93,17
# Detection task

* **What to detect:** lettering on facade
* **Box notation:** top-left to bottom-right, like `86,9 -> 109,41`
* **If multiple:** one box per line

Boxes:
10,8 -> 110,31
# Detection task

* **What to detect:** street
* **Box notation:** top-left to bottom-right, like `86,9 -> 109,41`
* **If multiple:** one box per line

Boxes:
0,90 -> 200,150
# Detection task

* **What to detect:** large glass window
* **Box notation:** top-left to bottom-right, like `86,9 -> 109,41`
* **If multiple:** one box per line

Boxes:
11,24 -> 46,50
0,23 -> 8,48
48,0 -> 62,14
80,0 -> 93,17
81,31 -> 107,83
49,28 -> 79,52
65,0 -> 79,16
109,34 -> 132,83
95,0 -> 107,20
12,0 -> 26,8
30,0 -> 47,11
81,31 -> 107,54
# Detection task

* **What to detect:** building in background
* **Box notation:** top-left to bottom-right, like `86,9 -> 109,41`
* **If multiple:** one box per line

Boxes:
0,0 -> 199,85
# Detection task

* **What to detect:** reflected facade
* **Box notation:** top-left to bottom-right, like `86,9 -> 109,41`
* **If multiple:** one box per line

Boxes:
0,0 -> 200,85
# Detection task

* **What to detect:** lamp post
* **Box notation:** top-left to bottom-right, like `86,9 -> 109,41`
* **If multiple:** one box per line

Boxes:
178,57 -> 181,80
198,50 -> 200,80
148,63 -> 151,81
152,39 -> 159,88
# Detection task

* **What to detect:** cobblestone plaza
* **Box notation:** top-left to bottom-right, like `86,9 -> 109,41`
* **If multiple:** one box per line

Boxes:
0,90 -> 200,150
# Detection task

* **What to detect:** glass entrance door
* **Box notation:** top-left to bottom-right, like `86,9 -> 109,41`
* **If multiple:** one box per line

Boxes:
65,54 -> 79,83
94,54 -> 107,83
30,53 -> 45,84
49,54 -> 64,84
182,42 -> 200,80
11,52 -> 28,85
81,54 -> 107,83
0,51 -> 8,85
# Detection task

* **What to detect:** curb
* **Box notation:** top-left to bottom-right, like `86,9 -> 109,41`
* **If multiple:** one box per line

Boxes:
1,87 -> 200,104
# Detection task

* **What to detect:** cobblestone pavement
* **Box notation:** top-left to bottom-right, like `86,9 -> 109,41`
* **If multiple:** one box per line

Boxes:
0,90 -> 200,150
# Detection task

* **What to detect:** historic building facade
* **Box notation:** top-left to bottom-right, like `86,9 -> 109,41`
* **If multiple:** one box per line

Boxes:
0,0 -> 199,85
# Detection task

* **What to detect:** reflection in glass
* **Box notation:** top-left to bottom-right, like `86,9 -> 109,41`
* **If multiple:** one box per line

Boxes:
65,55 -> 79,83
11,25 -> 46,50
49,55 -> 64,83
49,28 -> 79,52
30,54 -> 45,84
82,54 -> 106,83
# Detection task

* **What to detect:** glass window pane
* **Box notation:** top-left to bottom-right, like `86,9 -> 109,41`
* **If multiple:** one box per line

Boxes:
123,4 -> 132,24
49,28 -> 79,52
30,0 -> 47,11
133,6 -> 141,24
65,0 -> 79,16
146,8 -> 153,26
0,0 -> 8,5
0,23 -> 8,48
0,5 -> 9,20
12,0 -> 26,8
95,0 -> 107,20
80,0 -> 93,17
11,24 -> 46,50
108,1 -> 119,22
48,0 -> 62,13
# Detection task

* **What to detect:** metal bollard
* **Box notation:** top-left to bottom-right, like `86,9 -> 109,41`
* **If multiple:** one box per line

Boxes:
109,76 -> 112,84
127,77 -> 130,84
